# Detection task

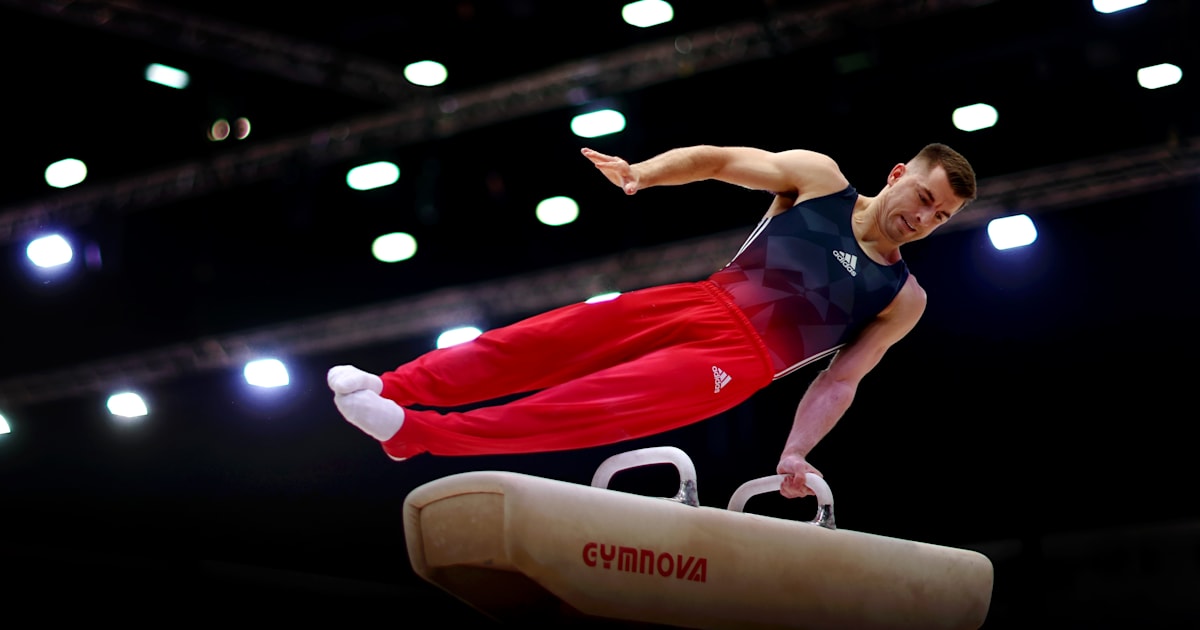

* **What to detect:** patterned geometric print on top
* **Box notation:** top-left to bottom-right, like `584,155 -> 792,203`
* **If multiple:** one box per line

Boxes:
709,186 -> 911,378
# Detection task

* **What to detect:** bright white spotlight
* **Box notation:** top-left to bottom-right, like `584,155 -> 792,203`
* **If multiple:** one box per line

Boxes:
622,0 -> 674,28
347,161 -> 400,191
535,196 -> 580,226
1093,0 -> 1146,14
437,326 -> 482,349
404,60 -> 449,87
0,413 -> 10,435
952,103 -> 998,132
107,392 -> 148,419
244,358 -> 290,388
372,232 -> 418,263
27,234 -> 73,268
144,63 -> 189,89
585,292 -> 621,304
1137,63 -> 1182,89
571,109 -> 627,138
45,158 -> 87,188
987,214 -> 1038,250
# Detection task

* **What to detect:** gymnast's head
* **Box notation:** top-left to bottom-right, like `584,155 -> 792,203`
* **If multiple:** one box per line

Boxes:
911,143 -> 977,212
874,143 -> 977,244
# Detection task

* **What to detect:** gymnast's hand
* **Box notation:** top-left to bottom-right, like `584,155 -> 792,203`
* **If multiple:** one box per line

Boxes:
581,147 -> 639,195
776,453 -> 823,499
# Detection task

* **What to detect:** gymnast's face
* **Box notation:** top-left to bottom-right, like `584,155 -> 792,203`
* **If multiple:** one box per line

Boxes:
879,161 -> 964,244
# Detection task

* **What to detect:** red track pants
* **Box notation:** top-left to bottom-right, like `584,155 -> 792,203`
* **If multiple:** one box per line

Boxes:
377,281 -> 774,458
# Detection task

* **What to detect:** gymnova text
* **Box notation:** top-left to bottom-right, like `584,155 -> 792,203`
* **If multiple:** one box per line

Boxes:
581,541 -> 708,583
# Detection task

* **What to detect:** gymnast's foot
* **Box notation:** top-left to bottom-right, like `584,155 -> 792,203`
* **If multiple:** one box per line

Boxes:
327,364 -> 405,458
333,389 -> 405,442
327,364 -> 383,395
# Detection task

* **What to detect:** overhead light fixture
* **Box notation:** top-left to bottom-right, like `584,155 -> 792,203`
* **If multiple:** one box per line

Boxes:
404,60 -> 448,87
44,158 -> 88,189
107,392 -> 149,420
244,358 -> 290,388
586,292 -> 621,304
1092,0 -> 1147,14
27,234 -> 73,268
208,118 -> 231,142
347,161 -> 401,191
1137,63 -> 1182,89
987,214 -> 1038,250
144,63 -> 189,89
372,232 -> 418,263
536,196 -> 580,226
571,109 -> 627,138
437,327 -> 482,349
952,103 -> 998,132
622,0 -> 674,28
234,117 -> 251,139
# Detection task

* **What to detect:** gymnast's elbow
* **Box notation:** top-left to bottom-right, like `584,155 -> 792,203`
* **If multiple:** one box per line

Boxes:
820,345 -> 886,390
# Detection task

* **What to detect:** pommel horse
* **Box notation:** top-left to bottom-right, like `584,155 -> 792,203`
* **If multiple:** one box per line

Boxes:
403,446 -> 993,629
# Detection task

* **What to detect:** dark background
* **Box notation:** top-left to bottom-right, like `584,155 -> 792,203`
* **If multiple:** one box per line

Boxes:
0,1 -> 1197,627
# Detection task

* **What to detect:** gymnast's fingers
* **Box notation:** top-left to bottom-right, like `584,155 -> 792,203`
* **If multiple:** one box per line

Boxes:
780,474 -> 813,499
581,147 -> 616,163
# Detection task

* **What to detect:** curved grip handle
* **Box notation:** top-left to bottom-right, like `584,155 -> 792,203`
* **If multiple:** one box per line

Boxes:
726,473 -> 836,530
591,446 -> 699,507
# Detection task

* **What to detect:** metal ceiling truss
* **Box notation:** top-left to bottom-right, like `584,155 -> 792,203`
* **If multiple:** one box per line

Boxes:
2,136 -> 1199,407
0,0 -> 986,246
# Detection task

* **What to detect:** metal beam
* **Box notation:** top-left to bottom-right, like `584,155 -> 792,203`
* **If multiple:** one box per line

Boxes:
2,137 -> 1198,408
0,0 -> 986,246
0,0 -> 422,103
938,135 -> 1200,235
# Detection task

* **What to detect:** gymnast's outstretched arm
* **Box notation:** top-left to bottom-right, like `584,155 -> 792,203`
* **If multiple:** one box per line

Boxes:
581,145 -> 849,200
777,275 -> 928,498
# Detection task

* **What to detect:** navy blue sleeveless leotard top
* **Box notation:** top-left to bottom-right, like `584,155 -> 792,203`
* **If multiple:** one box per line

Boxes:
708,185 -> 910,379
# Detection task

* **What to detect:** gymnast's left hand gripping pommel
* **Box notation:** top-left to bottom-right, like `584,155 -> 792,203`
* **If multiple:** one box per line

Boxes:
728,473 -> 836,530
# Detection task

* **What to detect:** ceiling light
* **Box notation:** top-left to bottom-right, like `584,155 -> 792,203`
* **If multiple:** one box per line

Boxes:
44,158 -> 87,189
1137,63 -> 1182,89
1092,0 -> 1147,14
244,359 -> 290,388
372,232 -> 418,263
987,214 -> 1038,250
347,161 -> 400,191
144,63 -> 189,89
107,392 -> 149,420
536,196 -> 580,226
27,234 -> 73,268
952,103 -> 998,132
437,327 -> 482,349
622,0 -> 674,28
404,60 -> 448,87
571,109 -> 627,138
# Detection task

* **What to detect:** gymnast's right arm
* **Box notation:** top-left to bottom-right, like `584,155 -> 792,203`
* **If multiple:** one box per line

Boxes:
776,276 -> 928,498
580,145 -> 847,198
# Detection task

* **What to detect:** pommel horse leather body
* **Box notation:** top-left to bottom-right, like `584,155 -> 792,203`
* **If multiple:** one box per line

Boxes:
402,447 -> 993,629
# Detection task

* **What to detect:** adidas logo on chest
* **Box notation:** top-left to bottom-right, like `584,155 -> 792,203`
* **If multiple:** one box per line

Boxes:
832,250 -> 858,277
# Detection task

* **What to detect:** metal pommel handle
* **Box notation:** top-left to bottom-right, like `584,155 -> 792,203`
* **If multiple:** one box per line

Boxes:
726,473 -> 836,530
591,446 -> 699,507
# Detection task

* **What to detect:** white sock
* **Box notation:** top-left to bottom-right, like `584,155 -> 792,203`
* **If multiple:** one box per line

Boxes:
327,365 -> 383,395
333,390 -> 404,441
